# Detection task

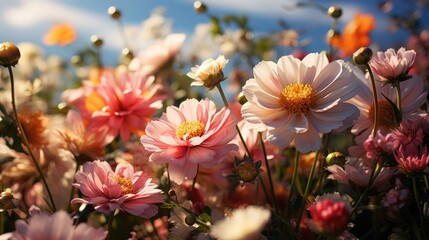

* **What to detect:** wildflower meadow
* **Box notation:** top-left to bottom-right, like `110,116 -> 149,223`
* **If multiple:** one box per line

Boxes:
1,1 -> 429,239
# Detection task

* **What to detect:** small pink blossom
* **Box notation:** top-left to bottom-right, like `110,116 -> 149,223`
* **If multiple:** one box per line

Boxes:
307,193 -> 352,237
129,33 -> 186,76
71,160 -> 163,218
369,47 -> 416,82
389,116 -> 427,152
381,180 -> 411,213
326,157 -> 395,191
10,210 -> 107,240
141,98 -> 238,184
363,131 -> 394,162
394,145 -> 429,173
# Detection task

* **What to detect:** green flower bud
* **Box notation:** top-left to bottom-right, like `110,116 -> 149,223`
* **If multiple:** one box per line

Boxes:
185,215 -> 197,225
193,1 -> 207,14
353,47 -> 373,65
326,152 -> 346,167
90,35 -> 103,48
108,6 -> 121,20
327,6 -> 342,18
237,92 -> 248,105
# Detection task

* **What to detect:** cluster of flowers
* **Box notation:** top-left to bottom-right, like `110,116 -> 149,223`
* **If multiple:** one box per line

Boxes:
0,2 -> 429,240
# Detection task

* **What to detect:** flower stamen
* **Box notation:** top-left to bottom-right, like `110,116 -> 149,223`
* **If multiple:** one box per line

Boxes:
113,175 -> 134,195
279,83 -> 316,114
176,121 -> 205,140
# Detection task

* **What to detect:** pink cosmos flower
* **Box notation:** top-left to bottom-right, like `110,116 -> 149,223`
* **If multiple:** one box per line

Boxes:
140,98 -> 238,184
349,68 -> 427,146
307,193 -> 352,237
241,53 -> 360,153
326,157 -> 395,191
394,145 -> 429,173
369,47 -> 416,83
129,33 -> 186,76
62,71 -> 165,144
363,131 -> 395,162
388,116 -> 428,152
71,160 -> 163,218
9,210 -> 107,240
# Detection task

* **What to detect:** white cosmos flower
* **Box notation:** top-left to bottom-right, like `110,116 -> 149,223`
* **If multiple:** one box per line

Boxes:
241,53 -> 360,153
210,206 -> 271,240
187,55 -> 228,90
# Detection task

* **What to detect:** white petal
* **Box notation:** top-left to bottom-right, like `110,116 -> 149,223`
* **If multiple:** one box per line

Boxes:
277,55 -> 300,85
253,61 -> 282,96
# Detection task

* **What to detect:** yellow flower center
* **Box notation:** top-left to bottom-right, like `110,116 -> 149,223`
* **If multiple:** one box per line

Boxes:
176,121 -> 205,140
279,83 -> 317,114
112,175 -> 134,195
368,100 -> 396,129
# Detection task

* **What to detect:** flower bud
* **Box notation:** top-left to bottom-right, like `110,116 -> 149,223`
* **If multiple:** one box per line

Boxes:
187,55 -> 228,90
122,48 -> 134,61
168,189 -> 176,197
327,6 -> 342,18
0,191 -> 19,210
70,55 -> 83,66
326,152 -> 346,167
185,215 -> 196,225
108,6 -> 121,19
193,1 -> 207,14
236,160 -> 259,183
90,35 -> 103,48
0,42 -> 21,67
353,47 -> 373,65
326,29 -> 340,40
237,92 -> 247,105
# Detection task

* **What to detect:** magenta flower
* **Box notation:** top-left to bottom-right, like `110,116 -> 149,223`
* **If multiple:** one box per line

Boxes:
10,210 -> 107,240
394,145 -> 429,173
307,193 -> 352,237
71,160 -> 163,218
141,98 -> 238,184
62,71 -> 165,145
389,116 -> 427,152
369,47 -> 416,83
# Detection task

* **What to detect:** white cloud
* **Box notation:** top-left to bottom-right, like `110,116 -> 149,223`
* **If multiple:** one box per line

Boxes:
1,0 -> 122,50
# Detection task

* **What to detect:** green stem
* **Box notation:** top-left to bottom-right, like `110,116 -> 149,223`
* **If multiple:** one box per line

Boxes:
351,161 -> 382,216
364,63 -> 379,137
412,176 -> 427,240
259,132 -> 278,214
216,83 -> 252,159
189,164 -> 199,201
395,82 -> 402,115
286,150 -> 300,218
7,66 -> 57,212
106,212 -> 115,240
296,150 -> 320,231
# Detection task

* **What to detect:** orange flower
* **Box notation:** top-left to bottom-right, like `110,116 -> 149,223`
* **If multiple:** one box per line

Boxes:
43,23 -> 76,46
329,13 -> 375,57
18,111 -> 48,149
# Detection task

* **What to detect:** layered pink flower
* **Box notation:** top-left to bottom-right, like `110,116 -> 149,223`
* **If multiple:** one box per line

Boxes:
349,69 -> 427,146
129,33 -> 186,76
241,53 -> 360,153
62,71 -> 165,144
388,116 -> 428,152
307,193 -> 352,237
71,160 -> 163,218
394,145 -> 429,173
141,98 -> 238,184
369,47 -> 416,82
10,210 -> 107,240
326,157 -> 395,191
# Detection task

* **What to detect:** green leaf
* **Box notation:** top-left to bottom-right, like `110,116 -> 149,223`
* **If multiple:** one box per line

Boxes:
160,201 -> 177,209
380,92 -> 402,127
199,213 -> 211,223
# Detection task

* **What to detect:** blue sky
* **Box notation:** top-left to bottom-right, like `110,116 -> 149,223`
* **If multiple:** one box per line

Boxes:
1,0 -> 427,65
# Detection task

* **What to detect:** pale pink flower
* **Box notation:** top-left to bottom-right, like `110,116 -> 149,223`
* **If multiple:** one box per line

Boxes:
326,157 -> 395,191
187,55 -> 228,90
241,53 -> 360,153
381,179 -> 411,213
10,210 -> 107,240
141,98 -> 238,184
363,131 -> 395,162
307,193 -> 352,237
62,71 -> 165,144
129,33 -> 186,76
394,145 -> 429,173
71,160 -> 163,218
349,68 -> 427,146
369,47 -> 416,83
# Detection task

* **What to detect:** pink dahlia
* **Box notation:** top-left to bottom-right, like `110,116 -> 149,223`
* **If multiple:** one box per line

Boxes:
388,116 -> 427,152
10,210 -> 107,240
241,53 -> 360,153
141,98 -> 238,184
62,71 -> 165,144
369,47 -> 416,83
71,160 -> 163,218
326,157 -> 395,191
307,193 -> 352,237
394,145 -> 429,173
